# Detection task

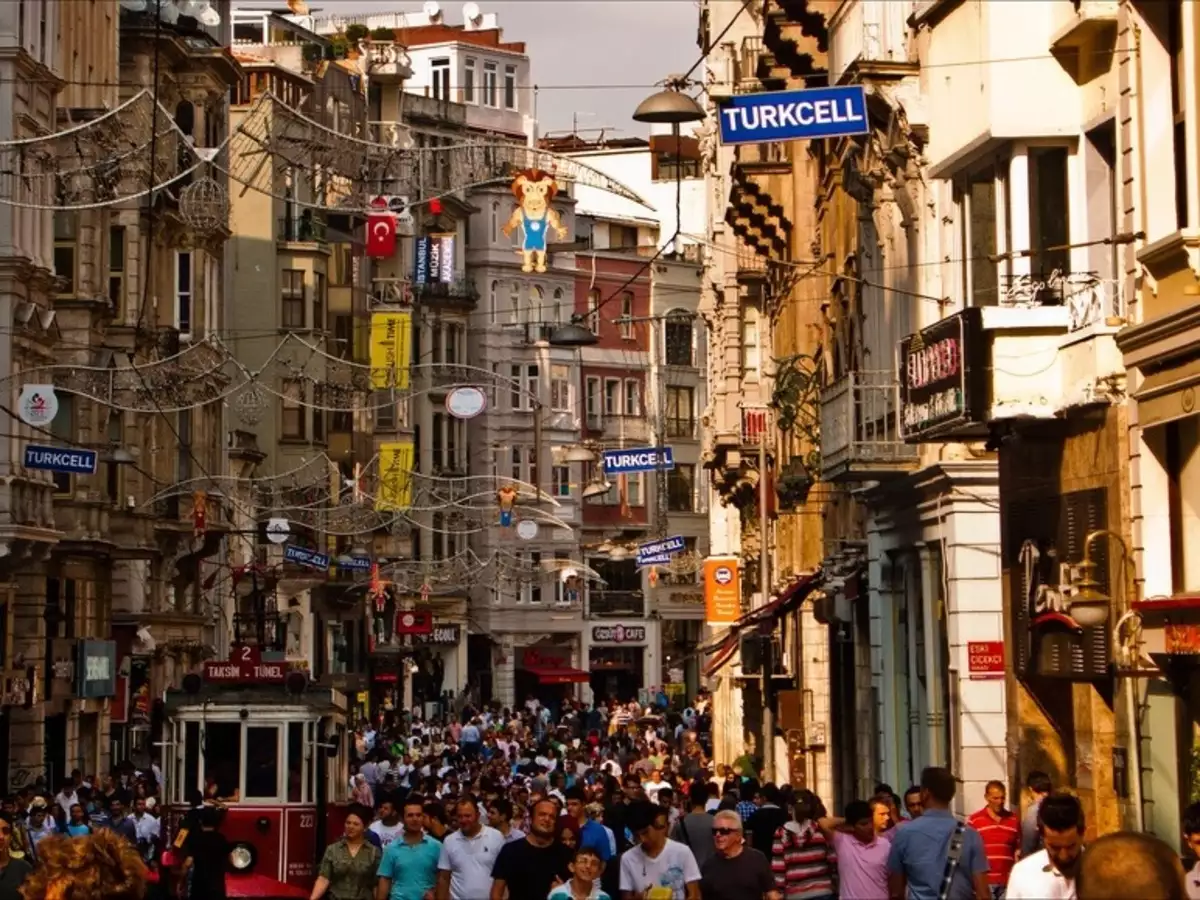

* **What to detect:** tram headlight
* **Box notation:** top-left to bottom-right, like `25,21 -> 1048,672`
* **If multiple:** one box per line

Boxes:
229,842 -> 256,872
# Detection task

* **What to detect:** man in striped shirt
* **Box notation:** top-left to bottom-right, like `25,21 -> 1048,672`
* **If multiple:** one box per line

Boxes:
965,780 -> 1019,900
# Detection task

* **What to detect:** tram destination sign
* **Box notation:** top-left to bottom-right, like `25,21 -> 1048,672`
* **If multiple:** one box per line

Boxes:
203,645 -> 287,684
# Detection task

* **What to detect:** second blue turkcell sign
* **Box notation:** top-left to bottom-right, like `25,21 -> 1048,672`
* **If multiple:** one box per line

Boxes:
717,85 -> 870,145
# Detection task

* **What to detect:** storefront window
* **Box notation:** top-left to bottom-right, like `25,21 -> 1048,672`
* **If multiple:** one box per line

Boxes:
245,726 -> 279,799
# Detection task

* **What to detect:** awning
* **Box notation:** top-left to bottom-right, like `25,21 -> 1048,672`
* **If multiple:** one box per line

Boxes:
701,570 -> 824,675
522,665 -> 591,685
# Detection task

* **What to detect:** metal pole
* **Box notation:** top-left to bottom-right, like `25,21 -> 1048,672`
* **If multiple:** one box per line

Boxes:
534,402 -> 544,496
759,425 -> 773,782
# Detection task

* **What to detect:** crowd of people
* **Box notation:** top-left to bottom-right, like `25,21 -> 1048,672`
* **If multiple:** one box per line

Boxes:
319,694 -> 1199,900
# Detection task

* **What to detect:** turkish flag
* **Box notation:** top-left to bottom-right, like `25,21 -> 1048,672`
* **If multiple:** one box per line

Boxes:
365,213 -> 397,258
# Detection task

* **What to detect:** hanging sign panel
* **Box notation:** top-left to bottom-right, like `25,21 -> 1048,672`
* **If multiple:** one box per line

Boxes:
717,85 -> 869,145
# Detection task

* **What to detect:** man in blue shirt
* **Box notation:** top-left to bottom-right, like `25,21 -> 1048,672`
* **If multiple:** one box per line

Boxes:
376,798 -> 441,900
565,787 -> 612,862
886,767 -> 991,900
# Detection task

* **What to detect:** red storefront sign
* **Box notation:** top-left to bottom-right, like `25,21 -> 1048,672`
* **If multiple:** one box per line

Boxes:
395,610 -> 433,635
202,645 -> 287,684
522,647 -> 569,669
967,641 -> 1005,680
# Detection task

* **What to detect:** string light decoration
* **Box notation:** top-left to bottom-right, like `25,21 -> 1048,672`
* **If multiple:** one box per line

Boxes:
0,91 -> 204,210
177,173 -> 230,236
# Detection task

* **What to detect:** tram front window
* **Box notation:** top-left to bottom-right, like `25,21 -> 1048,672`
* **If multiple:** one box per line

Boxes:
204,722 -> 242,802
245,726 -> 280,800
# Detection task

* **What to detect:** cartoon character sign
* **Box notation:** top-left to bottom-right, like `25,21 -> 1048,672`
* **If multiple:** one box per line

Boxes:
502,169 -> 569,273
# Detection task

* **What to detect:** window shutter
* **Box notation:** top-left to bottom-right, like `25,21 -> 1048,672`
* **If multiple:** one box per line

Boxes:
1005,493 -> 1059,678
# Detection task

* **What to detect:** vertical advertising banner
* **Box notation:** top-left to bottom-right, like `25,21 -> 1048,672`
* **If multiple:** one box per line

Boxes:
376,440 -> 415,511
368,311 -> 412,390
703,557 -> 742,625
414,234 -> 456,285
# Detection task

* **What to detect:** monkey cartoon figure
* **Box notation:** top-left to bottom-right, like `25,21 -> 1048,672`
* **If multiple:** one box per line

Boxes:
503,168 -> 568,273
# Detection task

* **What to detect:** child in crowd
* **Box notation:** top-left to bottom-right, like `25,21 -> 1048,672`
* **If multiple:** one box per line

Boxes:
549,845 -> 611,900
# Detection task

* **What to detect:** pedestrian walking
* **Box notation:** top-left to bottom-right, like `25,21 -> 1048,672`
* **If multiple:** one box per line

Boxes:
435,796 -> 504,900
376,798 -> 441,900
966,780 -> 1019,899
618,799 -> 701,900
1003,792 -> 1083,900
699,809 -> 779,900
310,803 -> 381,900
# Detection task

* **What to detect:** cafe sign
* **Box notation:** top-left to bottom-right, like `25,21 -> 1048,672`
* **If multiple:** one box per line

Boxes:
413,624 -> 461,646
75,640 -> 117,699
592,624 -> 647,644
898,307 -> 985,441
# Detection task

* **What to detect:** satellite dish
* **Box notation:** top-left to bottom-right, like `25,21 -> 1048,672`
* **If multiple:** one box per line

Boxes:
463,2 -> 482,24
424,0 -> 442,20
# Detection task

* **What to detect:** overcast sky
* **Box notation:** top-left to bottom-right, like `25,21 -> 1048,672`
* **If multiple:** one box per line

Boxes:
309,1 -> 701,136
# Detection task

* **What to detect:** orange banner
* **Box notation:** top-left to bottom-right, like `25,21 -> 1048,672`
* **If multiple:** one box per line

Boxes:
704,557 -> 742,624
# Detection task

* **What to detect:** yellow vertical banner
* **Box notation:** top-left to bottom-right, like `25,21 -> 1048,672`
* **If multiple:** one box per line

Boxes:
369,311 -> 412,390
377,440 -> 414,511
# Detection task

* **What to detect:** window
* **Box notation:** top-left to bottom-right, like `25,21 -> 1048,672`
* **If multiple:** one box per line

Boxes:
176,408 -> 193,485
333,314 -> 352,359
1028,147 -> 1070,281
105,412 -> 123,503
510,364 -> 537,411
508,282 -> 520,325
553,287 -> 565,322
53,212 -> 76,296
958,166 -> 999,306
531,285 -> 545,324
524,365 -> 539,408
432,412 -> 446,470
528,552 -> 542,604
287,722 -> 305,803
742,306 -> 760,379
245,726 -> 280,799
664,312 -> 693,365
551,365 -> 571,411
610,224 -> 638,249
313,272 -> 326,331
585,376 -> 602,425
604,379 -> 621,417
1170,0 -> 1189,229
204,255 -> 219,337
281,269 -> 305,329
666,386 -> 695,438
587,288 -> 601,335
510,446 -> 523,483
624,380 -> 640,417
282,379 -> 305,439
654,154 -> 700,181
430,57 -> 450,101
625,473 -> 644,507
504,64 -> 517,110
619,291 -> 634,339
483,61 -> 498,107
489,278 -> 498,323
463,57 -> 476,103
108,226 -> 126,314
175,251 -> 193,335
668,464 -> 696,512
50,394 -> 74,495
552,465 -> 570,497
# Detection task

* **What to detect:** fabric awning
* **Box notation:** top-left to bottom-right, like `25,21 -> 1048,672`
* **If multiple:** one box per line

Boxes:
523,665 -> 591,685
701,570 -> 824,676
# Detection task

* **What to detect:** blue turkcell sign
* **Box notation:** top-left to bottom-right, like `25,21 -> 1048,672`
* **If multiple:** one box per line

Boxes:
601,447 -> 675,475
637,535 -> 686,566
717,85 -> 870,146
338,556 -> 372,572
23,444 -> 97,475
284,544 -> 330,571
638,553 -> 672,567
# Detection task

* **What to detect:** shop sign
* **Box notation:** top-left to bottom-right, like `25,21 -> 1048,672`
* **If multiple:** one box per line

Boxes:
967,641 -> 1005,680
522,647 -> 570,668
2,668 -> 35,707
898,307 -> 984,441
703,557 -> 741,625
51,658 -> 74,681
413,624 -> 461,646
592,624 -> 647,644
75,640 -> 117,699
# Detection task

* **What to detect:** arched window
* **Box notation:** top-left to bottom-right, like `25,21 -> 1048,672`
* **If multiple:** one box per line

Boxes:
619,291 -> 634,339
489,280 -> 499,324
509,282 -> 520,325
531,285 -> 545,324
553,287 -> 565,322
664,309 -> 694,366
586,288 -> 601,333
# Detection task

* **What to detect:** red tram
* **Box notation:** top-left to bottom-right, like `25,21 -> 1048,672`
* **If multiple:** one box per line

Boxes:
162,668 -> 350,898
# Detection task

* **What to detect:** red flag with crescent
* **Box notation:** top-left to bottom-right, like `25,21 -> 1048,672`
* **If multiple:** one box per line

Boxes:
366,197 -> 396,258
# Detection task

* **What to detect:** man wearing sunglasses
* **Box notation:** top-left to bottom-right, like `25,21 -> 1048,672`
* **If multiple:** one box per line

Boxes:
618,800 -> 701,900
700,810 -> 780,900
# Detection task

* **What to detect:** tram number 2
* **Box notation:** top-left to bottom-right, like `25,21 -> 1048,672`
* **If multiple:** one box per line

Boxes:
299,814 -> 314,829
240,646 -> 253,661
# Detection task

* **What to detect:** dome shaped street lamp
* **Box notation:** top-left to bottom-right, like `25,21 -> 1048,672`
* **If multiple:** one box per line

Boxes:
633,75 -> 706,125
547,316 -> 601,348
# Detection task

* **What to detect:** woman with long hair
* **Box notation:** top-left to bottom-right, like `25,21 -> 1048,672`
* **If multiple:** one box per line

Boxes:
19,829 -> 148,900
309,804 -> 381,900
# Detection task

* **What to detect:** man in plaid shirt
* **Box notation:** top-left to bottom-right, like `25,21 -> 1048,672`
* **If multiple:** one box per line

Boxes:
737,781 -> 760,823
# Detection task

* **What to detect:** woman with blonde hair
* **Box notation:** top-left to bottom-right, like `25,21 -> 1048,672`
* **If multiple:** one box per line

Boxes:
19,828 -> 148,900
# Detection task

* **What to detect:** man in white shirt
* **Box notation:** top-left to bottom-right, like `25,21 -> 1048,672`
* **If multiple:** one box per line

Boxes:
1005,793 -> 1084,900
369,798 -> 404,849
619,800 -> 701,900
436,796 -> 504,900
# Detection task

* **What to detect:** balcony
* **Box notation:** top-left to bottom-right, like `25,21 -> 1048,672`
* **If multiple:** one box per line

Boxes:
411,278 -> 479,308
372,278 -> 413,307
278,215 -> 328,247
429,363 -> 475,388
367,120 -> 414,149
588,590 -> 645,618
736,237 -> 769,280
361,40 -> 413,82
1049,1 -> 1118,81
820,370 -> 918,482
597,415 -> 652,444
402,94 -> 468,127
828,0 -> 917,85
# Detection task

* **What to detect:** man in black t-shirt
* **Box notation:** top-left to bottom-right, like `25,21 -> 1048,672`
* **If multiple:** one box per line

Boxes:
0,813 -> 32,900
182,806 -> 230,900
489,798 -> 571,900
700,810 -> 779,900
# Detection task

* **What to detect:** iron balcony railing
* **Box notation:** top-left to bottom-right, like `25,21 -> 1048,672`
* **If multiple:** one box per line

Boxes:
412,279 -> 479,306
588,590 -> 645,618
278,216 -> 328,243
819,369 -> 919,483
